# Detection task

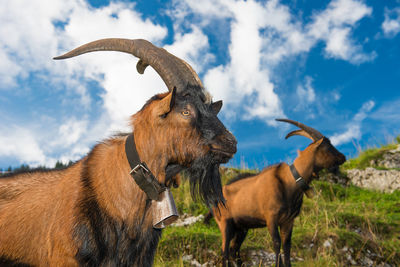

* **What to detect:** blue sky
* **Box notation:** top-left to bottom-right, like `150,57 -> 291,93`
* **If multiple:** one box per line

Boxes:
0,0 -> 399,169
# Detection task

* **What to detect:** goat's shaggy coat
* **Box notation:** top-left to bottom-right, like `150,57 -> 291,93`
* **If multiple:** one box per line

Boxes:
0,39 -> 237,266
205,120 -> 345,267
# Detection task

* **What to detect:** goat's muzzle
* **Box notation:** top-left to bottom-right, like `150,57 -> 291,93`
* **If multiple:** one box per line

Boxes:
210,132 -> 237,163
328,165 -> 340,175
339,154 -> 346,165
328,153 -> 346,174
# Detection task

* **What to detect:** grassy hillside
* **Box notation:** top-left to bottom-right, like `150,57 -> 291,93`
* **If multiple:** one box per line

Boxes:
341,143 -> 399,171
341,136 -> 400,171
154,167 -> 400,266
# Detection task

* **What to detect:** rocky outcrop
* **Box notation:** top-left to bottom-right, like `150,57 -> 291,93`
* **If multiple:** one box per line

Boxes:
370,145 -> 400,169
319,145 -> 400,193
171,214 -> 204,227
181,247 -> 394,267
345,144 -> 400,193
347,167 -> 400,193
319,172 -> 350,186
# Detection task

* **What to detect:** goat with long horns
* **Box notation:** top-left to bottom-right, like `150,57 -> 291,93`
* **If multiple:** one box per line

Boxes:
0,39 -> 237,266
204,119 -> 345,267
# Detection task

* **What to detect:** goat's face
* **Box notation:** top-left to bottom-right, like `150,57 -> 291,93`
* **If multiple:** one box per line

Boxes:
276,118 -> 346,175
142,87 -> 237,165
177,88 -> 237,164
314,137 -> 346,173
137,87 -> 237,206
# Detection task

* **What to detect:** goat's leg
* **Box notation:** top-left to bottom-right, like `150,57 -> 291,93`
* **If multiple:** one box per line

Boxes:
221,219 -> 235,267
280,221 -> 294,267
267,219 -> 282,267
231,229 -> 247,266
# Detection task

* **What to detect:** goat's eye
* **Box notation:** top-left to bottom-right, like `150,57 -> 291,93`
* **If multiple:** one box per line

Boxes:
181,110 -> 190,116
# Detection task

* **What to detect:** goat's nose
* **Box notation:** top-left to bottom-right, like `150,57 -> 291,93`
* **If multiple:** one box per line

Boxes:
224,131 -> 237,147
339,154 -> 346,164
226,130 -> 237,146
213,132 -> 237,154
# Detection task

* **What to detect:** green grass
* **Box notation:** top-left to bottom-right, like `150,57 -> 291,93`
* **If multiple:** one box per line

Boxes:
341,143 -> 398,170
154,177 -> 400,266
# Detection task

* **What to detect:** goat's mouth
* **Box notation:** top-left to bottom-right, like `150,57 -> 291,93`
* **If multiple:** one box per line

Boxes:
328,165 -> 340,175
210,144 -> 236,162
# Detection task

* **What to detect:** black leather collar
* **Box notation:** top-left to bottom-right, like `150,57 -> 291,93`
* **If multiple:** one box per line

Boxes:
125,133 -> 165,200
289,164 -> 310,192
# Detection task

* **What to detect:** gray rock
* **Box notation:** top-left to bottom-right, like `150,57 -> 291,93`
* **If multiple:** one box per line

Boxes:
347,167 -> 400,193
182,254 -> 193,261
323,238 -> 333,249
341,144 -> 400,193
172,214 -> 204,227
365,144 -> 400,169
345,252 -> 357,265
182,254 -> 214,267
360,256 -> 374,266
319,172 -> 349,186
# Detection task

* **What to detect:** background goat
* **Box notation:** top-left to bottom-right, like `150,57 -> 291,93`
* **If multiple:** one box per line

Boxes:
0,38 -> 237,266
205,119 -> 345,267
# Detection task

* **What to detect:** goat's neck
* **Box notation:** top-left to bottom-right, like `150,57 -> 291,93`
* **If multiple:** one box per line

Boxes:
133,127 -> 168,184
87,136 -> 153,225
292,146 -> 316,184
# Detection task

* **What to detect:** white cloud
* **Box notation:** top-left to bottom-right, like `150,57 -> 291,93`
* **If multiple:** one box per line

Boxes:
171,0 -> 233,20
164,26 -> 214,74
0,0 -> 73,82
382,7 -> 400,37
0,0 -> 171,165
332,91 -> 341,102
330,100 -> 375,145
57,118 -> 88,147
371,98 -> 400,121
0,0 -> 168,124
0,126 -> 48,166
173,0 -> 374,124
307,0 -> 375,63
53,1 -> 169,131
202,0 -> 284,125
297,76 -> 316,104
0,49 -> 22,87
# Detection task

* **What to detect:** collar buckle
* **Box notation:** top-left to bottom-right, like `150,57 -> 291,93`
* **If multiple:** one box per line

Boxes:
295,177 -> 303,183
130,163 -> 149,175
290,164 -> 310,192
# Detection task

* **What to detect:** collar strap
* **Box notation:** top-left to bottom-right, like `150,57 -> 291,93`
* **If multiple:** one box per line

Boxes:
289,164 -> 310,192
125,133 -> 165,200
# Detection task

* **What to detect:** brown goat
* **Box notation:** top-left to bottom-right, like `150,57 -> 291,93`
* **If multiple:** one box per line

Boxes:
0,39 -> 237,266
205,119 -> 345,267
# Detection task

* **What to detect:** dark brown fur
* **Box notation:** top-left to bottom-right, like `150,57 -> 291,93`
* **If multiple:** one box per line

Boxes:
0,89 -> 236,266
207,137 -> 345,267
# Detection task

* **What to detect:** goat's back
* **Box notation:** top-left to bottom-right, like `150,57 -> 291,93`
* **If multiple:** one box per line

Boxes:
216,164 -> 285,224
0,163 -> 82,265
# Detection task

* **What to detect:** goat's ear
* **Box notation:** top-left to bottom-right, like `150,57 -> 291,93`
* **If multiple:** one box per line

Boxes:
315,138 -> 324,145
211,100 -> 223,115
157,87 -> 176,116
314,138 -> 324,146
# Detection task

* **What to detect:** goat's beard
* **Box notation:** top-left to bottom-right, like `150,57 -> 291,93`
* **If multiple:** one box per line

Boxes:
184,154 -> 225,208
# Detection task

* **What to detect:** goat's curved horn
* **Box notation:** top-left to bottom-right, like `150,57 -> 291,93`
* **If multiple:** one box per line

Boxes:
285,129 -> 314,141
53,38 -> 204,94
276,118 -> 323,141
